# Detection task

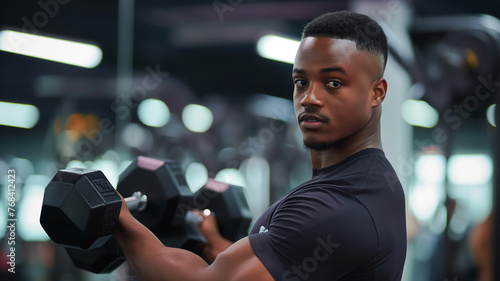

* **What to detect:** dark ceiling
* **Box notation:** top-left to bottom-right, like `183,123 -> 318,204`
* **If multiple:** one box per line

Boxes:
0,0 -> 350,103
2,0 -> 499,101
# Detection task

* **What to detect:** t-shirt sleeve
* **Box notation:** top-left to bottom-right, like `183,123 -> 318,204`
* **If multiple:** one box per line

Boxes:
249,186 -> 378,280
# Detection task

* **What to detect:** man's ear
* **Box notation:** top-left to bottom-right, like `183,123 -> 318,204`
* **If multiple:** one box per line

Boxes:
371,78 -> 387,107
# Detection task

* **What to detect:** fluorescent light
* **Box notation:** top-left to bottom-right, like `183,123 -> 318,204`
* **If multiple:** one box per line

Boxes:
122,123 -> 154,152
415,154 -> 446,184
185,162 -> 208,192
0,30 -> 102,68
66,160 -> 87,169
486,104 -> 496,127
215,168 -> 246,188
401,99 -> 439,128
256,34 -> 300,64
409,183 -> 441,223
448,154 -> 493,185
0,101 -> 39,129
182,104 -> 213,133
138,99 -> 170,128
91,160 -> 119,187
19,175 -> 50,241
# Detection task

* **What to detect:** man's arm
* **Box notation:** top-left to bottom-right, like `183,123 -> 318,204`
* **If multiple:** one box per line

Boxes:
194,210 -> 233,263
113,199 -> 274,281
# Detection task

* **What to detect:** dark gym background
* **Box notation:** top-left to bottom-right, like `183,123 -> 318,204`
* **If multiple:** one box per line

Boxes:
1,0 -> 499,280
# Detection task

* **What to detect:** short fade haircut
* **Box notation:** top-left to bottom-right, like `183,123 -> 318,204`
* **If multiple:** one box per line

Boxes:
302,11 -> 388,71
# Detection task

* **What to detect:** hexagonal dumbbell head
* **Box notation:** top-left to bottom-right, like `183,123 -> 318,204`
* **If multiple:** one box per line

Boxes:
117,156 -> 194,235
193,178 -> 253,242
65,239 -> 125,273
40,168 -> 122,250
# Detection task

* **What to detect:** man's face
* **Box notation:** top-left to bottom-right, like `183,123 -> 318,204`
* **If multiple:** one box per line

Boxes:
292,37 -> 382,150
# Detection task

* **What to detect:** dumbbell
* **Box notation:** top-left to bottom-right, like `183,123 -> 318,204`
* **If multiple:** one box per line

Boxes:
40,156 -> 205,273
40,168 -> 123,251
40,169 -> 200,249
63,202 -> 204,274
117,156 -> 207,254
65,239 -> 124,273
116,156 -> 196,234
193,178 -> 253,242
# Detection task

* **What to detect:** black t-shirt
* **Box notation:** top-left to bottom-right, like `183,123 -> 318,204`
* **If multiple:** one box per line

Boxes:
248,148 -> 407,281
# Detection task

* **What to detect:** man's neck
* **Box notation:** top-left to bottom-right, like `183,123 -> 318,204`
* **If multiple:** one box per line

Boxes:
309,129 -> 382,169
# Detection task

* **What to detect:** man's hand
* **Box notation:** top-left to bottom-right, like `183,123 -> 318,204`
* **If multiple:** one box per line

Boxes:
116,190 -> 230,263
194,210 -> 233,263
113,191 -> 274,281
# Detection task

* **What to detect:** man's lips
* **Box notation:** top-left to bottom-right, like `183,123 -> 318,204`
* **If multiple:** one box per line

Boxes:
298,113 -> 327,129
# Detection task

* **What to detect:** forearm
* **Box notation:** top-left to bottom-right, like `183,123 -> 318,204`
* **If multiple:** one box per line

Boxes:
114,213 -> 209,281
195,210 -> 234,263
202,233 -> 233,263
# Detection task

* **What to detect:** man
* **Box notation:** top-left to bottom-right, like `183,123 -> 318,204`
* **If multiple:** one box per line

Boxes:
114,11 -> 407,281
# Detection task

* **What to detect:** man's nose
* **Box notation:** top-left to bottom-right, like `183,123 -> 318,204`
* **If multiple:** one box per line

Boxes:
300,83 -> 323,108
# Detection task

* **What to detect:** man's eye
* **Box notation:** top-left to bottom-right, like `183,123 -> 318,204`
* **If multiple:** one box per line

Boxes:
327,81 -> 341,88
294,80 -> 307,87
